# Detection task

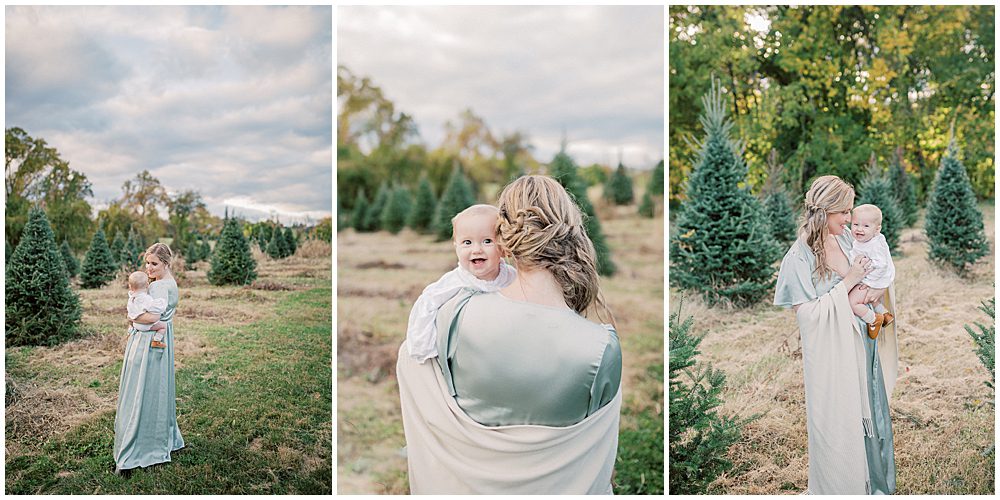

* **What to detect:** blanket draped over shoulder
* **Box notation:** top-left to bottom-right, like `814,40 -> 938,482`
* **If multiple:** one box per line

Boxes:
395,342 -> 621,494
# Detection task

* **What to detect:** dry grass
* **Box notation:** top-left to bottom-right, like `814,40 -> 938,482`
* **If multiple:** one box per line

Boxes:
337,212 -> 664,493
675,205 -> 995,494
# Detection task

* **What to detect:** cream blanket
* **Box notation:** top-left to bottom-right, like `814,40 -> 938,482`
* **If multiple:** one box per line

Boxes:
396,342 -> 621,494
796,281 -> 898,494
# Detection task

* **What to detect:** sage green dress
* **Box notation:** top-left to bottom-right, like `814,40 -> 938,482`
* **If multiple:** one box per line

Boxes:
436,290 -> 621,427
114,278 -> 185,470
774,234 -> 896,494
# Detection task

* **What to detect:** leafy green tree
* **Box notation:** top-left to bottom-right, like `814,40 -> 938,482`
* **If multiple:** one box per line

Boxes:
60,240 -> 79,278
382,185 -> 413,234
924,140 -> 989,275
549,150 -> 617,276
856,160 -> 903,254
313,217 -> 333,242
670,78 -> 780,307
366,182 -> 391,232
80,228 -> 118,289
351,189 -> 370,232
605,163 -> 635,205
284,227 -> 297,256
266,229 -> 283,259
408,176 -> 437,233
208,217 -> 257,286
6,208 -> 81,347
669,305 -> 744,494
889,148 -> 918,227
110,231 -> 127,268
432,166 -> 476,241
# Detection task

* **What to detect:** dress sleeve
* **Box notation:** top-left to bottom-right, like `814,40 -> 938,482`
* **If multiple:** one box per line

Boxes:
588,325 -> 622,416
773,241 -> 817,308
147,282 -> 169,320
865,236 -> 896,289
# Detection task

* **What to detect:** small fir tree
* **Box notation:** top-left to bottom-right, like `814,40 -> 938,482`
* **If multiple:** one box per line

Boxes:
60,240 -> 80,278
80,228 -> 118,289
351,189 -> 371,232
6,208 -> 82,346
408,176 -> 437,233
126,228 -> 143,271
924,139 -> 989,275
649,159 -> 665,196
266,229 -> 283,259
605,162 -> 635,205
669,78 -> 780,307
669,305 -> 744,494
964,295 -> 995,392
856,160 -> 903,254
638,189 -> 655,218
275,225 -> 291,258
889,147 -> 918,227
382,185 -> 413,235
284,227 -> 297,256
549,150 -> 617,276
186,239 -> 200,267
110,231 -> 127,268
432,166 -> 477,241
366,182 -> 391,232
760,150 -> 797,244
208,217 -> 257,286
200,239 -> 212,261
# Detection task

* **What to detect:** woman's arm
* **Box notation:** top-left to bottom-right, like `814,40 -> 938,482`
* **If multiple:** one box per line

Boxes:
133,312 -> 160,323
792,255 -> 870,313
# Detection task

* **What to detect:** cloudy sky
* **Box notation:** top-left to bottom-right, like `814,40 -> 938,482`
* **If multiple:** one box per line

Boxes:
338,6 -> 664,169
6,6 -> 332,224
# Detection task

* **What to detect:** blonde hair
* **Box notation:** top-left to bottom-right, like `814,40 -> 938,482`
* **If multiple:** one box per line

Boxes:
143,242 -> 174,275
451,204 -> 500,240
496,175 -> 614,325
853,204 -> 883,226
800,175 -> 855,279
128,271 -> 149,290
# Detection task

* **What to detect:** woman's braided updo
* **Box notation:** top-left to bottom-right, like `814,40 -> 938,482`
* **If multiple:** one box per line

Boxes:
144,242 -> 175,274
800,175 -> 854,279
496,175 -> 612,322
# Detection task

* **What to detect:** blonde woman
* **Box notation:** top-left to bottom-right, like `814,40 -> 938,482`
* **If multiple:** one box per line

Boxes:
114,243 -> 185,475
774,175 -> 898,494
397,175 -> 622,494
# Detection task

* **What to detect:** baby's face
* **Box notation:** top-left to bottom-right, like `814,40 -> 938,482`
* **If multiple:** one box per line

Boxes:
850,211 -> 881,243
453,212 -> 502,281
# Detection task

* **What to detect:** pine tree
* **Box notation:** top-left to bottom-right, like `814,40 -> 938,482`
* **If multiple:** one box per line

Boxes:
275,225 -> 291,258
80,228 -> 119,289
856,160 -> 903,254
669,305 -> 744,494
889,147 -> 918,227
266,229 -> 283,259
351,189 -> 371,232
965,295 -> 995,392
638,189 -> 655,218
549,150 -> 617,276
110,231 -> 127,268
126,228 -> 143,271
6,238 -> 11,264
925,140 -> 989,275
432,166 -> 477,241
200,239 -> 212,262
382,185 -> 413,235
605,163 -> 635,205
649,159 -> 665,196
186,239 -> 201,267
669,78 -> 780,307
366,182 -> 391,232
284,227 -> 297,256
60,240 -> 80,278
208,217 -> 257,285
408,176 -> 437,233
6,208 -> 82,347
762,191 -> 797,244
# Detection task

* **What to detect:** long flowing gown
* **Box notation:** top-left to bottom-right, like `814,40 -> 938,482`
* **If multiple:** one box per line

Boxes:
774,233 -> 896,494
113,278 -> 184,470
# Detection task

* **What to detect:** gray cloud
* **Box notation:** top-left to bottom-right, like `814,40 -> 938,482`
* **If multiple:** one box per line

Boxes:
338,5 -> 664,168
5,5 -> 332,224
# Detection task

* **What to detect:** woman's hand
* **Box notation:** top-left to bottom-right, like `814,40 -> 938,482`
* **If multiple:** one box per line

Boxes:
844,255 -> 872,290
863,287 -> 885,304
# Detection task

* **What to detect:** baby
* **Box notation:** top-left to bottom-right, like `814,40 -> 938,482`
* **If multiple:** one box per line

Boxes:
405,204 -> 516,363
127,271 -> 168,349
847,204 -> 895,339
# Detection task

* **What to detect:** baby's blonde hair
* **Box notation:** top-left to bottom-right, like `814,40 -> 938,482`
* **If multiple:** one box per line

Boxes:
853,204 -> 883,226
451,204 -> 500,241
128,271 -> 150,291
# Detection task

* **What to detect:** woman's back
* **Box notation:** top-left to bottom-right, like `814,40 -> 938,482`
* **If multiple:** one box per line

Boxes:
437,290 -> 621,427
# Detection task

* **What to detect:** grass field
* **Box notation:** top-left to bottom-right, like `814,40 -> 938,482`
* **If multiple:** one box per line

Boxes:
672,204 -> 995,494
337,202 -> 665,494
5,245 -> 333,494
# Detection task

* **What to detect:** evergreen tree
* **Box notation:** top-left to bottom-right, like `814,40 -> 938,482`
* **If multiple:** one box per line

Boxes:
266,229 -> 283,259
762,191 -> 797,244
200,239 -> 212,262
275,225 -> 291,258
965,295 -> 995,392
432,166 -> 477,241
6,208 -> 82,347
186,239 -> 200,267
80,228 -> 118,289
6,238 -> 11,264
856,162 -> 903,254
126,228 -> 143,271
110,231 -> 127,268
60,240 -> 80,278
669,306 -> 744,494
408,176 -> 437,233
925,140 -> 989,275
669,78 -> 780,307
549,150 -> 617,276
382,185 -> 413,235
605,162 -> 635,205
208,217 -> 257,286
284,227 -> 297,256
351,189 -> 371,232
649,159 -> 665,196
638,189 -> 655,218
889,147 -> 918,227
365,182 -> 391,232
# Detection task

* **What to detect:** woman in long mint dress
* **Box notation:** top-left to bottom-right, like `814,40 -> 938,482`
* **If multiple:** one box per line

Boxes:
774,175 -> 898,494
114,242 -> 184,474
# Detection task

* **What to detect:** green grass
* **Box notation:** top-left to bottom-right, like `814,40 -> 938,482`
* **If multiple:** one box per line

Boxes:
5,287 -> 332,494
